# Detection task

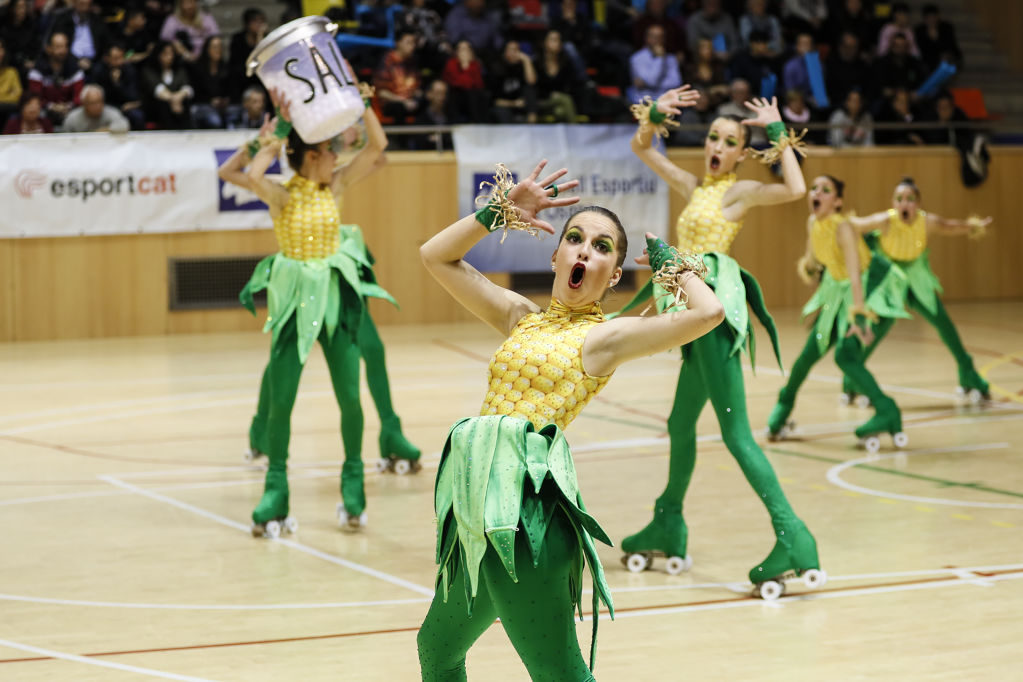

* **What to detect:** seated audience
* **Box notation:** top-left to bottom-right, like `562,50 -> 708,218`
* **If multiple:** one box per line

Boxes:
828,88 -> 873,147
3,91 -> 54,133
61,82 -> 129,131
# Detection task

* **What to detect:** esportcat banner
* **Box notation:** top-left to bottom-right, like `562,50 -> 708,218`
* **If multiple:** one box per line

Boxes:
0,131 -> 286,237
453,124 -> 670,272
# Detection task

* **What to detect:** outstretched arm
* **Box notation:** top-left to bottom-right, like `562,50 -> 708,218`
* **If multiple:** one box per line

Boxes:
733,97 -> 806,214
630,86 -> 701,201
837,219 -> 874,345
848,210 -> 889,235
926,211 -> 992,238
582,235 -> 725,376
420,160 -> 581,336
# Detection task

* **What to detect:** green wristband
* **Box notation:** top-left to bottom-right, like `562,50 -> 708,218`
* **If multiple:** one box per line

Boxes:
766,121 -> 786,143
475,201 -> 501,232
645,235 -> 676,272
246,138 -> 261,157
272,107 -> 292,139
649,103 -> 667,124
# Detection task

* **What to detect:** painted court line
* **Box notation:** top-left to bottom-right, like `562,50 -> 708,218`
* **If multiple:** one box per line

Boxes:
99,475 -> 435,597
826,442 -> 1023,509
0,593 -> 432,611
0,637 -> 213,681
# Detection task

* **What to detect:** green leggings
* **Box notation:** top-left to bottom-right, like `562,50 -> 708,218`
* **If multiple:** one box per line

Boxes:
250,307 -> 400,454
659,324 -> 801,535
418,511 -> 594,682
846,291 -> 987,393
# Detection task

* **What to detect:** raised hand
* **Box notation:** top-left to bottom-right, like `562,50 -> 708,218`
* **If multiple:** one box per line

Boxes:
633,231 -> 658,265
267,87 -> 292,122
742,96 -> 782,128
506,159 -> 581,234
655,85 -> 700,117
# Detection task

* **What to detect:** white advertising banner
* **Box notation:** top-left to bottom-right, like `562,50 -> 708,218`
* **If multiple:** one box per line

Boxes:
453,124 -> 669,272
0,131 -> 284,237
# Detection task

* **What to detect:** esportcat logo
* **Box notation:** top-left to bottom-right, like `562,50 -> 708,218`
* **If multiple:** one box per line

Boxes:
14,169 -> 47,198
14,169 -> 178,201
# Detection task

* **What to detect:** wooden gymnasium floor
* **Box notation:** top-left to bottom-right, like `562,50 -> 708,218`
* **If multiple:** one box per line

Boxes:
2,301 -> 1022,681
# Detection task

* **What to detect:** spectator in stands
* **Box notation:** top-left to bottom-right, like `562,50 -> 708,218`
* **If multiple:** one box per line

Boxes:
400,0 -> 448,73
781,0 -> 827,41
915,3 -> 961,71
2,91 -> 54,133
227,8 -> 266,101
61,82 -> 129,131
118,6 -> 155,65
27,31 -> 83,125
442,39 -> 487,123
0,36 -> 21,123
550,0 -> 594,58
227,85 -> 266,129
738,0 -> 782,57
534,28 -> 579,122
141,39 -> 192,128
48,0 -> 110,75
728,29 -> 778,98
631,0 -> 684,54
923,90 -> 970,147
90,43 -> 144,129
824,0 -> 873,52
874,33 -> 925,101
1,0 -> 40,75
443,0 -> 501,58
686,0 -> 739,60
488,38 -> 537,123
877,2 -> 919,57
627,24 -> 681,104
781,31 -> 816,102
373,29 -> 421,122
190,34 -> 229,129
159,0 -> 218,63
828,88 -> 873,147
826,31 -> 872,106
716,77 -> 766,144
875,87 -> 924,145
412,78 -> 453,149
684,37 -> 728,107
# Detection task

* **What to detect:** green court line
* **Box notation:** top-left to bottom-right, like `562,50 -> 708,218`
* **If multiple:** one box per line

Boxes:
767,446 -> 1023,501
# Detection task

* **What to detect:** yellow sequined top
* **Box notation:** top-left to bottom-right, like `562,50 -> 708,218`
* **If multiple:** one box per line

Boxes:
811,212 -> 870,281
480,299 -> 611,431
273,175 -> 341,260
880,208 -> 928,262
676,173 -> 742,254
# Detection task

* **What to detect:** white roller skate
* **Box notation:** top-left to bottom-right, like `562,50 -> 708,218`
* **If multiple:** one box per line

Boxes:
621,551 -> 693,576
251,516 -> 299,539
336,502 -> 368,531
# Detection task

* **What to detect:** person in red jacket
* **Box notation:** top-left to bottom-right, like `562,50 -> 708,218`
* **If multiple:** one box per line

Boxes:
442,39 -> 487,122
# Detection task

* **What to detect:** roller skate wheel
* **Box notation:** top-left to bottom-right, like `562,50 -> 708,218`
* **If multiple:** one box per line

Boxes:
244,448 -> 264,462
967,389 -> 983,405
892,432 -> 909,448
284,516 -> 299,533
854,394 -> 872,409
624,553 -> 651,573
264,520 -> 281,539
250,523 -> 263,538
758,580 -> 784,601
954,385 -> 966,398
838,392 -> 852,407
802,569 -> 827,589
336,503 -> 367,529
861,435 -> 881,454
393,459 -> 412,475
375,459 -> 391,473
665,554 -> 693,575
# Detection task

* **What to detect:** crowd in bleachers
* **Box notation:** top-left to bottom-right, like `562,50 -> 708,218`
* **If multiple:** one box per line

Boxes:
0,0 -> 975,149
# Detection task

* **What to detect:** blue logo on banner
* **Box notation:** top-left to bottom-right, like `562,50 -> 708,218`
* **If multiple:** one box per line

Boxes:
214,149 -> 281,212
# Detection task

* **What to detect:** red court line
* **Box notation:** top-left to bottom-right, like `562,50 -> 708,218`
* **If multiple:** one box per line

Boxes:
3,568 -> 1019,665
0,435 -> 218,467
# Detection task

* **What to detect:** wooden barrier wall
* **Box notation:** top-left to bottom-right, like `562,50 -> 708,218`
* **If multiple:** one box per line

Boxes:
1,147 -> 1020,342
970,0 -> 1023,75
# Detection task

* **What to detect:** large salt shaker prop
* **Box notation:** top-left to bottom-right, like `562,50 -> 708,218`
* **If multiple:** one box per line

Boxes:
247,15 -> 365,144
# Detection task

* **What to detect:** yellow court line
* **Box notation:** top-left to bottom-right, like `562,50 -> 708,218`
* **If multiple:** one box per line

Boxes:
979,349 -> 1023,404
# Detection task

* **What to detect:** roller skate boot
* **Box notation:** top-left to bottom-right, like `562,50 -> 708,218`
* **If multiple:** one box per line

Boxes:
838,376 -> 871,408
956,366 -> 990,405
620,501 -> 692,575
854,398 -> 907,454
337,459 -> 367,531
749,523 -> 825,600
244,446 -> 267,463
251,468 -> 298,538
375,418 -> 422,475
766,394 -> 795,441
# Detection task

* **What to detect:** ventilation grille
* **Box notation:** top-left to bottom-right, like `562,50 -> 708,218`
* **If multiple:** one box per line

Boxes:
168,256 -> 269,310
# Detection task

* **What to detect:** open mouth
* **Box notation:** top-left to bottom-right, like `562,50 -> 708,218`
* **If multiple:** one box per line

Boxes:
710,155 -> 721,171
812,198 -> 821,211
568,262 -> 586,289
901,209 -> 910,221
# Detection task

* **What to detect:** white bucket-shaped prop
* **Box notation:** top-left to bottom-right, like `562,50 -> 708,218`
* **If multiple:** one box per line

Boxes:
247,15 -> 365,144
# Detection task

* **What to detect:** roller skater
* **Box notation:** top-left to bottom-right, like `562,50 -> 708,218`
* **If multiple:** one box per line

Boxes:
846,177 -> 993,405
219,84 -> 386,534
621,87 -> 822,588
766,175 -> 909,454
417,160 -> 724,679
